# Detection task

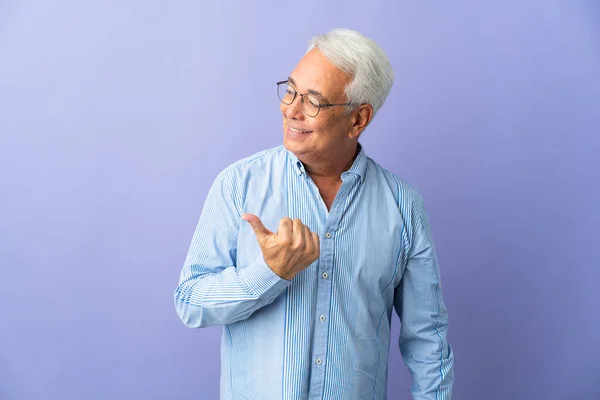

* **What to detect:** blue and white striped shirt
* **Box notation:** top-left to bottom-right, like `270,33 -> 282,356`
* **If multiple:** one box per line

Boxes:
174,144 -> 454,399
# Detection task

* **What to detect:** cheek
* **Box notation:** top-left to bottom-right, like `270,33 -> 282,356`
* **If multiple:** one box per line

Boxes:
314,116 -> 351,141
312,116 -> 335,133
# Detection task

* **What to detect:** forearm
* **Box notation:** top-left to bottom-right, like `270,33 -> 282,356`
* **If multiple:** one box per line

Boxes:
174,254 -> 290,327
395,193 -> 454,399
397,264 -> 454,399
400,311 -> 454,399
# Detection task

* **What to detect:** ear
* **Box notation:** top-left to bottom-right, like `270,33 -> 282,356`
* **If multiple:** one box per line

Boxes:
349,104 -> 373,138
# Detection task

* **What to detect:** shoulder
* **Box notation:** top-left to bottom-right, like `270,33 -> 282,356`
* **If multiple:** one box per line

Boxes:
365,157 -> 424,208
366,158 -> 431,238
206,146 -> 285,210
215,145 -> 286,183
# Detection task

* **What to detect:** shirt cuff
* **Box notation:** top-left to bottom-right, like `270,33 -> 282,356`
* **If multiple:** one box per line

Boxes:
238,254 -> 291,298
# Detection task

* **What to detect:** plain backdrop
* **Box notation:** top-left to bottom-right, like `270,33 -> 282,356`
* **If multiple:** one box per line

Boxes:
1,1 -> 599,399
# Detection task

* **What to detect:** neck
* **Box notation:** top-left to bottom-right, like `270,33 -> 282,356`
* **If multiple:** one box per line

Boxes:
300,143 -> 359,181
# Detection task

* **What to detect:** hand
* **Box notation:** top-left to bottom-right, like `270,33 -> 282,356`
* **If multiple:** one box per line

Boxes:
241,214 -> 320,280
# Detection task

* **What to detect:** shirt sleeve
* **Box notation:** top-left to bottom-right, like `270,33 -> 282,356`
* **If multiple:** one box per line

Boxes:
174,168 -> 291,328
394,193 -> 454,399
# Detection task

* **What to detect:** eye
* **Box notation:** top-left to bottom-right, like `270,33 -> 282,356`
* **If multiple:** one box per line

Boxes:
307,95 -> 320,107
278,82 -> 297,104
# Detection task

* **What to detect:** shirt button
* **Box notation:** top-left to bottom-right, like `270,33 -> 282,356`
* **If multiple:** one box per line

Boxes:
325,232 -> 332,238
322,272 -> 329,279
319,315 -> 326,322
316,358 -> 322,365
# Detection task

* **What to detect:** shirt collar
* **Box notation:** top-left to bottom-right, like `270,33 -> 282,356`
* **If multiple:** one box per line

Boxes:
286,142 -> 368,184
344,142 -> 367,184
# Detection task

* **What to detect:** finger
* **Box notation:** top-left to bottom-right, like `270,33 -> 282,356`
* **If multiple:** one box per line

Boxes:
292,218 -> 302,233
241,214 -> 273,240
292,218 -> 303,235
292,219 -> 308,249
277,217 -> 293,244
302,225 -> 313,252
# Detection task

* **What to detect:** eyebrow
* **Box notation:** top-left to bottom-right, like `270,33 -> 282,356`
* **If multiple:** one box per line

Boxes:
288,77 -> 325,99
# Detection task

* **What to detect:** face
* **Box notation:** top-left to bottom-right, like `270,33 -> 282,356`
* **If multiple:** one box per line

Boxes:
281,49 -> 357,162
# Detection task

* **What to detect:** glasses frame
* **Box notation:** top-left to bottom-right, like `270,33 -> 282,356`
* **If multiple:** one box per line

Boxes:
276,80 -> 350,117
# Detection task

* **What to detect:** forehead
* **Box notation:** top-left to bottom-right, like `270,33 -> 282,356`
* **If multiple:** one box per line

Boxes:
289,49 -> 351,98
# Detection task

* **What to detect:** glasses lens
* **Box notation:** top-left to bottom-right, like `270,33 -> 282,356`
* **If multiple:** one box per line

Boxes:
302,94 -> 321,117
278,82 -> 295,104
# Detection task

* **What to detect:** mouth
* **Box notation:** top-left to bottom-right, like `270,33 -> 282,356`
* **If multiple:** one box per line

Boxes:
289,126 -> 313,134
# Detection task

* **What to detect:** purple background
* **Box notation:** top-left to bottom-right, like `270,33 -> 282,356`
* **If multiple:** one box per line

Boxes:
1,1 -> 599,399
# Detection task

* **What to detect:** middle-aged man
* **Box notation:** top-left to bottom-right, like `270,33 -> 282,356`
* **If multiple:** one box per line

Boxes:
175,28 -> 454,399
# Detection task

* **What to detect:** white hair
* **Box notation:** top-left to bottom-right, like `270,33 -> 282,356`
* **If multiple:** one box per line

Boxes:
307,28 -> 394,117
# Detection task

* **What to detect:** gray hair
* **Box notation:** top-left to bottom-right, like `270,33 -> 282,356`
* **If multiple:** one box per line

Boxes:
307,28 -> 394,117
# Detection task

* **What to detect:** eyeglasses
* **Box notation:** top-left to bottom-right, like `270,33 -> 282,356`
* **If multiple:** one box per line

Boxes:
277,80 -> 350,117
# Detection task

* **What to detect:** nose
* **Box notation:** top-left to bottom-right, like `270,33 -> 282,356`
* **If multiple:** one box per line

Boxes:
284,95 -> 304,120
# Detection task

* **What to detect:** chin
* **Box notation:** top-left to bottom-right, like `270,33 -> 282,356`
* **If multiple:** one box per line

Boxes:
283,123 -> 318,157
283,135 -> 301,153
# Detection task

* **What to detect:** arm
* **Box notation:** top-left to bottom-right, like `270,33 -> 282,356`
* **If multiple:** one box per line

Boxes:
394,195 -> 454,399
174,169 -> 291,328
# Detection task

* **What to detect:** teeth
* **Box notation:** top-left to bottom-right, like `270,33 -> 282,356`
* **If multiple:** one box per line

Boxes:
290,127 -> 309,133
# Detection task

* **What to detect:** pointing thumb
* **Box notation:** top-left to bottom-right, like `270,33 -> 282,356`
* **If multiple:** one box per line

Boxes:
241,213 -> 273,240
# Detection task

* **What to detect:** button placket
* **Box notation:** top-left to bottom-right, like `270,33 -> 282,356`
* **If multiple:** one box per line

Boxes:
307,178 -> 358,396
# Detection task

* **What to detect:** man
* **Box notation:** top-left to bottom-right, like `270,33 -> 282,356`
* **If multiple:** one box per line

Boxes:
174,28 -> 454,399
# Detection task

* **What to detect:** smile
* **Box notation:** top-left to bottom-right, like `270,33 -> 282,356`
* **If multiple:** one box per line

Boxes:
290,127 -> 312,133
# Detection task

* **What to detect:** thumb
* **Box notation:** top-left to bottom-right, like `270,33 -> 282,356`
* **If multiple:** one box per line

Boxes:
241,213 -> 273,240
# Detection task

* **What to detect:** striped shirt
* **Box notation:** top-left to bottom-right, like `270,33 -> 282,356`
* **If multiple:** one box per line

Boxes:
174,144 -> 454,399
